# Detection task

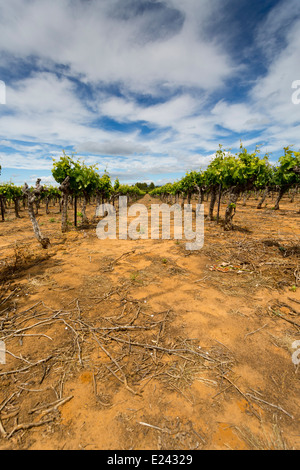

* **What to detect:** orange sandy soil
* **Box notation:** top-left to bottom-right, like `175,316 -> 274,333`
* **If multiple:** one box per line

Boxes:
0,193 -> 299,450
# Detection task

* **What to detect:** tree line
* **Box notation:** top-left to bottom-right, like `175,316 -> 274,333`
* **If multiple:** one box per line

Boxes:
0,145 -> 299,246
149,144 -> 300,230
0,153 -> 146,247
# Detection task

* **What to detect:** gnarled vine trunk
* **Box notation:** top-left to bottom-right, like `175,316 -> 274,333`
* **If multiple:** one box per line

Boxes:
45,197 -> 50,214
0,196 -> 5,221
81,194 -> 89,224
59,176 -> 70,233
216,184 -> 222,224
274,187 -> 287,210
257,187 -> 269,209
208,187 -> 217,221
22,180 -> 50,249
224,187 -> 239,231
14,198 -> 20,218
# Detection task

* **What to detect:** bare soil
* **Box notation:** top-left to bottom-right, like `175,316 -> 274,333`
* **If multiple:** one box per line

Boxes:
0,193 -> 299,450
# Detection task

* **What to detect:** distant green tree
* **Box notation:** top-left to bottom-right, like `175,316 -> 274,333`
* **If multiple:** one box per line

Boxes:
272,147 -> 300,209
52,152 -> 81,232
135,182 -> 148,192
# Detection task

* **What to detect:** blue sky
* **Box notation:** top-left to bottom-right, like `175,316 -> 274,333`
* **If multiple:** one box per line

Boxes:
0,0 -> 300,186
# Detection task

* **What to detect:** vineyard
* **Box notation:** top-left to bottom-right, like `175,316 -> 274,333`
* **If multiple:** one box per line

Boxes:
0,145 -> 299,450
1,145 -> 299,243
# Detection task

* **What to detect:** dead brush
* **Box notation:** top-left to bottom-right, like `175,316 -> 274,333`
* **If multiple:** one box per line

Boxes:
203,237 -> 299,292
232,420 -> 291,450
0,286 -> 239,442
0,242 -> 51,282
13,243 -> 36,270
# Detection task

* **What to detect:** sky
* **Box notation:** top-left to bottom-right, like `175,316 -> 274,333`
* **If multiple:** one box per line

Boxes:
0,0 -> 300,186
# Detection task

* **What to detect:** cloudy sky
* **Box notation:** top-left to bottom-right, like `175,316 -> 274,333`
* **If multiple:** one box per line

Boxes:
0,0 -> 300,186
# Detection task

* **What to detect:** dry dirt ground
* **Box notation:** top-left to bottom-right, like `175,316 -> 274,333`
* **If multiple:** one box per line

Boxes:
0,193 -> 299,450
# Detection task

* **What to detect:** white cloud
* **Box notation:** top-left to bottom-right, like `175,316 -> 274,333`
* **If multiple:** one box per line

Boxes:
76,139 -> 149,156
7,72 -> 89,119
101,94 -> 200,128
0,0 -> 300,183
0,0 -> 234,93
27,174 -> 57,186
255,0 -> 300,61
0,151 -> 52,170
248,11 -> 300,152
211,101 -> 269,133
